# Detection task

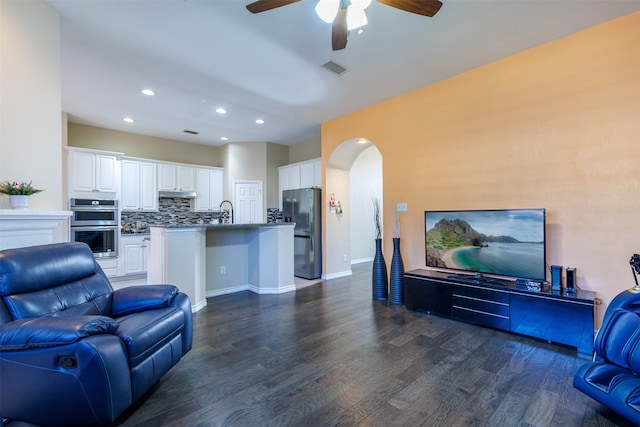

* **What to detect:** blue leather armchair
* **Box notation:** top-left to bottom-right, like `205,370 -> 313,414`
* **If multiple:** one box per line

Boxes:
574,289 -> 640,425
0,242 -> 193,425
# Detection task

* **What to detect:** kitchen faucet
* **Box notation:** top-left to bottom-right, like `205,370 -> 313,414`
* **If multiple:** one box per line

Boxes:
219,200 -> 234,224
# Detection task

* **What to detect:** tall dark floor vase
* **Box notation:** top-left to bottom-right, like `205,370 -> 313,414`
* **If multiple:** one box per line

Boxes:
372,238 -> 388,300
389,237 -> 405,305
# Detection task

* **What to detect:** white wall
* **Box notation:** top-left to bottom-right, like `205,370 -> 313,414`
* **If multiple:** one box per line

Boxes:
350,146 -> 383,263
0,0 -> 62,210
324,167 -> 351,278
221,142 -> 267,216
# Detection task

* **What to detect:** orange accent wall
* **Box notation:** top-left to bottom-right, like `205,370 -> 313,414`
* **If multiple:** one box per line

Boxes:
322,12 -> 640,325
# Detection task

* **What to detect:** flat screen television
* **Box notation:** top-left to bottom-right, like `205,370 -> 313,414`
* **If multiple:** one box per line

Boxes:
425,208 -> 546,282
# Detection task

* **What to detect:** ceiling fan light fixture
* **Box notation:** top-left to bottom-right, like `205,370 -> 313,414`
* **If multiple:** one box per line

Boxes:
315,0 -> 339,23
347,7 -> 367,30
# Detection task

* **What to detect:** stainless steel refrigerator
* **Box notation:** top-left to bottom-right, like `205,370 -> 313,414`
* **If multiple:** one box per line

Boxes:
282,188 -> 322,279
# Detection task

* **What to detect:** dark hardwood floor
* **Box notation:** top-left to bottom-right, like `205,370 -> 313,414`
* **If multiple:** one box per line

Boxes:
7,263 -> 635,427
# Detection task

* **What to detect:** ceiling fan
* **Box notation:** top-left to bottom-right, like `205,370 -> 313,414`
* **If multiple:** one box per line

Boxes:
246,0 -> 443,51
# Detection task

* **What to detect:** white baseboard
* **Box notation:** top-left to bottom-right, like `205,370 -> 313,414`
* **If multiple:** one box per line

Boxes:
351,257 -> 373,265
248,284 -> 297,294
322,270 -> 353,281
205,284 -> 249,298
191,299 -> 207,313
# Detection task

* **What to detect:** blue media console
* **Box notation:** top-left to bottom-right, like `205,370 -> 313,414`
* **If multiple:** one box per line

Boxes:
404,269 -> 596,356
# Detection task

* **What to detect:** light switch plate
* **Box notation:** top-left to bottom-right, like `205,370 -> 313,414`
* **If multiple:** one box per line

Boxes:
397,202 -> 408,212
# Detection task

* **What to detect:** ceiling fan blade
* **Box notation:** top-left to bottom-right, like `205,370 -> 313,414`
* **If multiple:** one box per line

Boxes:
246,0 -> 301,14
332,7 -> 348,51
376,0 -> 442,17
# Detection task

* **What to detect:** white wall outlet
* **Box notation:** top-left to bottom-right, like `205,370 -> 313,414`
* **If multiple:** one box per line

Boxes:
397,202 -> 408,212
343,254 -> 347,262
220,266 -> 226,275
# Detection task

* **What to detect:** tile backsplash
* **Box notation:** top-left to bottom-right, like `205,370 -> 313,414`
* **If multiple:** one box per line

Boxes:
121,197 -> 224,233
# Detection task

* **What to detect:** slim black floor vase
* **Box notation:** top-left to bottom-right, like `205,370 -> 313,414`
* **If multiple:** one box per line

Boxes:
372,238 -> 388,300
389,237 -> 404,304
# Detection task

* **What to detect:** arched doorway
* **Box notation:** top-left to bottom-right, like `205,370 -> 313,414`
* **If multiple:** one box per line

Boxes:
323,138 -> 382,279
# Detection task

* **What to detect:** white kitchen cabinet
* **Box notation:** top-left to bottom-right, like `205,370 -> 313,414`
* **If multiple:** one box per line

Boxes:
194,167 -> 223,211
158,163 -> 175,191
178,166 -> 196,191
288,165 -> 301,190
300,162 -> 315,188
120,235 -> 150,275
314,159 -> 322,187
278,158 -> 322,209
279,167 -> 290,192
278,167 -> 290,209
97,257 -> 118,278
121,159 -> 157,211
158,163 -> 196,191
69,148 -> 120,194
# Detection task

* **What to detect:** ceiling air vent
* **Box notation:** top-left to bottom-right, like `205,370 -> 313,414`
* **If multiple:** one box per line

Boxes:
322,61 -> 349,76
183,129 -> 199,135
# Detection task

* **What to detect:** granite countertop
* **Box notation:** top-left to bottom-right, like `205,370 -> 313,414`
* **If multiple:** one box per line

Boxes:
148,222 -> 295,230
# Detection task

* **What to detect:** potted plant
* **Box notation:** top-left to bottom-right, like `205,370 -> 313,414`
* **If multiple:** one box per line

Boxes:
0,181 -> 43,209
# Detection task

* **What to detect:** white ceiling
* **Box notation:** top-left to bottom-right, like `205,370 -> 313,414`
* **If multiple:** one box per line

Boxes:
47,0 -> 640,147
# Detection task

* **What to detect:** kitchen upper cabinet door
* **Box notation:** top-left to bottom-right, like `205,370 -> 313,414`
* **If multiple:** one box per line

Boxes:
72,151 -> 96,192
279,167 -> 290,192
121,160 -> 141,210
178,166 -> 195,191
289,165 -> 301,190
95,155 -> 118,192
210,168 -> 223,209
314,159 -> 322,188
139,162 -> 158,211
278,167 -> 290,209
195,168 -> 212,211
300,162 -> 314,189
158,163 -> 177,191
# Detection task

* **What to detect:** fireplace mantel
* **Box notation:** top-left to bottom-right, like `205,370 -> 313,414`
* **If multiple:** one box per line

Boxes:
0,209 -> 72,250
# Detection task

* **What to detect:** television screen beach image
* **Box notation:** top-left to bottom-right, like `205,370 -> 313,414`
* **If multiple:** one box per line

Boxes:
425,209 -> 546,281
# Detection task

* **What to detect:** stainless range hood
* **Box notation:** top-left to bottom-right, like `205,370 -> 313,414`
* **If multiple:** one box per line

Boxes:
158,190 -> 197,199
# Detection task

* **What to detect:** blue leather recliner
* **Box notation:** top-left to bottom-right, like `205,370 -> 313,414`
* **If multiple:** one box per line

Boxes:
0,242 -> 193,425
574,289 -> 640,425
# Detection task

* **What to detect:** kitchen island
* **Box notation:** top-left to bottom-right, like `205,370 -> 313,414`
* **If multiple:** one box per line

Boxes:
147,223 -> 295,312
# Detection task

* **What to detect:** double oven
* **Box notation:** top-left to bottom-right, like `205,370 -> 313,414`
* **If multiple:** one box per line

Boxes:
70,198 -> 118,258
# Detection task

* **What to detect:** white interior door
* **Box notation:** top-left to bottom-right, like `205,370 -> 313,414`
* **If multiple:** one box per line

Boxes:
234,181 -> 263,224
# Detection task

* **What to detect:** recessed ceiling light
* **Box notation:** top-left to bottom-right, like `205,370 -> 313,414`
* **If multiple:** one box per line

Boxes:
255,119 -> 265,124
220,137 -> 229,141
216,108 -> 227,114
141,89 -> 155,96
123,117 -> 135,123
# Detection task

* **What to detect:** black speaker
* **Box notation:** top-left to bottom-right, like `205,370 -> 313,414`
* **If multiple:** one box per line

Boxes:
566,267 -> 576,292
551,265 -> 562,291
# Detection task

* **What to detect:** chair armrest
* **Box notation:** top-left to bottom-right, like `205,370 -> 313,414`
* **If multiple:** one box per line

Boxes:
0,316 -> 118,350
111,285 -> 179,317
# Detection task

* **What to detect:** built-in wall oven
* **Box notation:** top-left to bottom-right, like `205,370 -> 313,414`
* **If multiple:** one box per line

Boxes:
70,198 -> 119,258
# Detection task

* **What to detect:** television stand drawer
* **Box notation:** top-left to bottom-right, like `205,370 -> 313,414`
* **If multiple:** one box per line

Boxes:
452,286 -> 510,330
